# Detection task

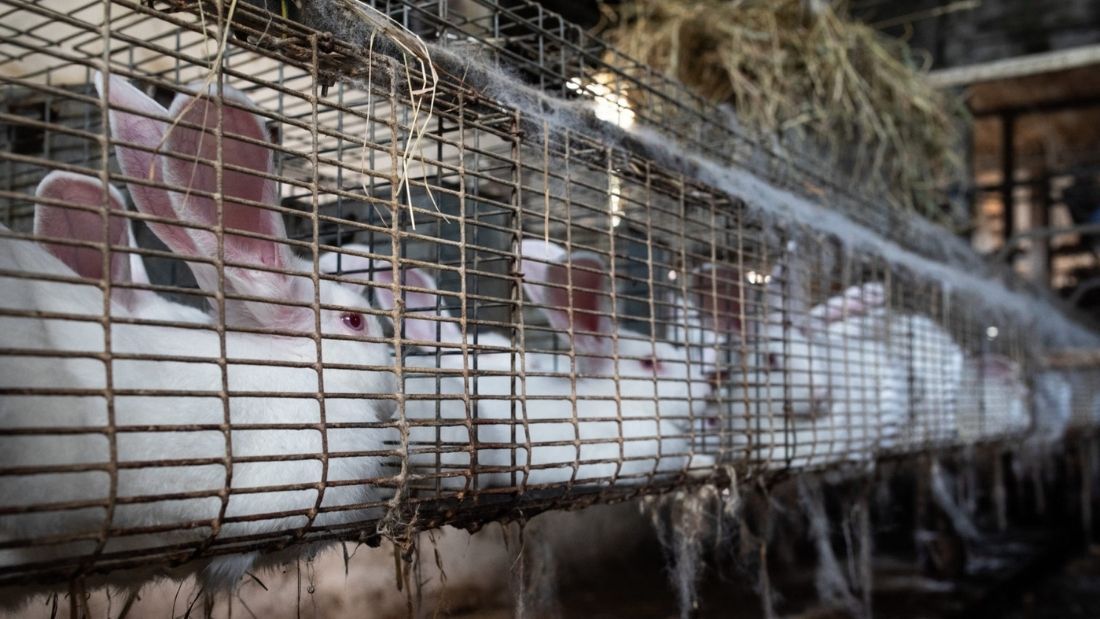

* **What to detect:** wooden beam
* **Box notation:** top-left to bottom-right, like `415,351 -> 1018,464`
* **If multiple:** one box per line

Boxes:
1035,172 -> 1051,286
971,94 -> 1100,119
1001,114 -> 1015,258
1045,349 -> 1100,369
929,43 -> 1100,88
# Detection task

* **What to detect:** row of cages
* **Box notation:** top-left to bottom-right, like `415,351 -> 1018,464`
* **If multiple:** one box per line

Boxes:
0,0 -> 1098,594
1,0 -> 913,241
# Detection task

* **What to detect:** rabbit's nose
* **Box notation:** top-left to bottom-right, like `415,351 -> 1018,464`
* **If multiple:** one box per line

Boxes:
705,369 -> 729,389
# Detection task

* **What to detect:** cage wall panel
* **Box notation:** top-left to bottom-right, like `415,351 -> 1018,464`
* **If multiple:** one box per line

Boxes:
0,0 -> 1093,592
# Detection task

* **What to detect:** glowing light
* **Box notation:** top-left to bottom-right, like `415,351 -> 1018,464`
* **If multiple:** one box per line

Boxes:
609,176 -> 623,228
746,270 -> 772,285
986,326 -> 999,340
668,270 -> 678,281
567,73 -> 635,129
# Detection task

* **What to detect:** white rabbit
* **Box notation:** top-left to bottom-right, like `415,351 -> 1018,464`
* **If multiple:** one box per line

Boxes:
660,262 -> 745,457
106,71 -> 405,583
665,261 -> 745,373
0,74 -> 401,604
318,244 -> 541,372
33,170 -> 211,326
359,239 -> 715,491
808,281 -> 964,447
318,247 -> 628,492
957,354 -> 1031,441
714,252 -> 907,470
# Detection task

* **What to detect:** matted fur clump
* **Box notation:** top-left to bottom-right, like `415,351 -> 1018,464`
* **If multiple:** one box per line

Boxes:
606,0 -> 967,228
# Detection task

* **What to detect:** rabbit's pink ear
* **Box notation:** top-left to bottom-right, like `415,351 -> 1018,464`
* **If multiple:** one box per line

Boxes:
372,267 -> 462,345
34,171 -> 131,283
520,240 -> 615,362
812,282 -> 886,325
162,82 -> 284,271
552,252 -> 616,358
94,72 -> 199,259
691,263 -> 742,334
764,241 -> 810,333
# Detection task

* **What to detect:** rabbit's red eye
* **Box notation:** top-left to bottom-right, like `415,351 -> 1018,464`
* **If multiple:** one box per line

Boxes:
341,312 -> 365,332
640,358 -> 664,373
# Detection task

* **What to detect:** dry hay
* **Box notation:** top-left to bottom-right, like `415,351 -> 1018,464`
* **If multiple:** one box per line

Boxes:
606,0 -> 968,228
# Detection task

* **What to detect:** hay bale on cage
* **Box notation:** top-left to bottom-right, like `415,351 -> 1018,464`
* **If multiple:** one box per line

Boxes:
605,0 -> 968,228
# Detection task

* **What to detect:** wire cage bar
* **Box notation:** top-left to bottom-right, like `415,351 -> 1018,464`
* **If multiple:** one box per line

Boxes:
0,0 -> 1096,596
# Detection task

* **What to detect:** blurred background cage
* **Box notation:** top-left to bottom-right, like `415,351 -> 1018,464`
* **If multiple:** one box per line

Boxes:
0,0 -> 1098,602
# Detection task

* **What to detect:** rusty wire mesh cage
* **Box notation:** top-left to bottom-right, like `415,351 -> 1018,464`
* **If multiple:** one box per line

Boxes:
0,0 -> 1098,600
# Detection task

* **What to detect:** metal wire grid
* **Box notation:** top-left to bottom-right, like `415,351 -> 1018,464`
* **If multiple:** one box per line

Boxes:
0,0 -> 1085,588
360,1 -> 979,263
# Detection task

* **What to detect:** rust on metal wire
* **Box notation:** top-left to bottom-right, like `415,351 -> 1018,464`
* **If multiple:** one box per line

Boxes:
0,0 -> 1089,594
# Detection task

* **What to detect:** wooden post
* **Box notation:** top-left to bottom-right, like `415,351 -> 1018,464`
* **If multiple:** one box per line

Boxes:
1001,113 -> 1016,258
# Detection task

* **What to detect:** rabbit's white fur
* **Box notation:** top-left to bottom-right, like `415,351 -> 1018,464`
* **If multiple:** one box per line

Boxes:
0,74 -> 401,603
0,228 -> 394,598
719,312 -> 908,470
822,283 -> 964,447
690,256 -> 906,469
957,355 -> 1031,441
351,240 -> 716,490
319,243 -> 543,372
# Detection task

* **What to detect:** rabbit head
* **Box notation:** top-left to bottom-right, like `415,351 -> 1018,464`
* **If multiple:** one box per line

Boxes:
806,281 -> 888,339
317,243 -> 378,297
358,258 -> 467,348
518,239 -> 713,423
319,247 -> 503,356
666,261 -> 743,373
97,73 -> 396,419
720,244 -> 834,419
686,240 -> 831,415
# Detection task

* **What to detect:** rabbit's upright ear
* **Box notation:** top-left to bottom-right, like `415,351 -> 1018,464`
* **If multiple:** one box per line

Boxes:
764,241 -> 811,335
162,82 -> 284,269
517,238 -> 566,306
667,289 -> 719,369
159,82 -> 302,325
99,72 -> 285,301
370,265 -> 463,345
810,282 -> 887,326
34,170 -> 140,311
519,240 -> 615,369
95,72 -> 200,260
